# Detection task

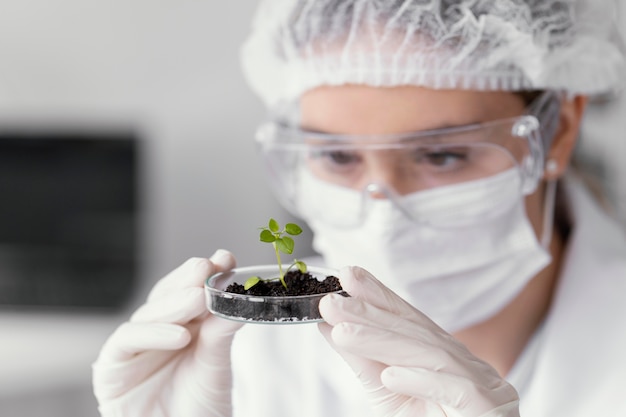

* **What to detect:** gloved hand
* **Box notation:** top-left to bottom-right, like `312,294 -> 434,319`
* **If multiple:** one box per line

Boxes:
318,266 -> 520,417
92,249 -> 244,417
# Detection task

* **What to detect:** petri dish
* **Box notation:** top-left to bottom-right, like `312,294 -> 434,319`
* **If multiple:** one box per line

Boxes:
205,265 -> 344,324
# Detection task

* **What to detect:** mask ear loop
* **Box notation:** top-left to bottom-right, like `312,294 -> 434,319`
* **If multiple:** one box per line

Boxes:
529,91 -> 562,249
540,160 -> 559,249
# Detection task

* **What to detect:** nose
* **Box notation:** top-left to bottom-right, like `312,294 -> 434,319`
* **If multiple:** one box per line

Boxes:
360,152 -> 418,198
365,183 -> 395,200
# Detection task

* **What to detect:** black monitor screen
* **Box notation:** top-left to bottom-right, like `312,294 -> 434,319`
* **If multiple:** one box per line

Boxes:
0,129 -> 139,310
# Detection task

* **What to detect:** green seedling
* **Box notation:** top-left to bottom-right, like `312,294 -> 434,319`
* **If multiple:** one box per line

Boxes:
244,218 -> 307,290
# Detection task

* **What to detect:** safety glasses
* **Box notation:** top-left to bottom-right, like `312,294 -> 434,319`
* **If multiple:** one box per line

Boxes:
255,115 -> 545,226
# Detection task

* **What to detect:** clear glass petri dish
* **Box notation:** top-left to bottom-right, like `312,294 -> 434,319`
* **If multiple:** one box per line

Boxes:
205,265 -> 343,324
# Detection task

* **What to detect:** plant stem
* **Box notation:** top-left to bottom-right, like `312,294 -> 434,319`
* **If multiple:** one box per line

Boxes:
274,242 -> 287,288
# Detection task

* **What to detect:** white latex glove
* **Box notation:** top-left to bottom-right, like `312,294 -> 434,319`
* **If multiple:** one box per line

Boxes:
318,266 -> 520,417
92,249 -> 244,417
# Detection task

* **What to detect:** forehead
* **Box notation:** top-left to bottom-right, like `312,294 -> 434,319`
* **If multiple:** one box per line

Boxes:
299,85 -> 526,135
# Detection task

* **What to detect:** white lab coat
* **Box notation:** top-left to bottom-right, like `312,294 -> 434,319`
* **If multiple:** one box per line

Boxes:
510,175 -> 626,416
230,174 -> 626,417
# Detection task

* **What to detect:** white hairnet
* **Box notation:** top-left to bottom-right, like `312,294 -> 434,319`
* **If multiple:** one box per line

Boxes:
241,0 -> 626,109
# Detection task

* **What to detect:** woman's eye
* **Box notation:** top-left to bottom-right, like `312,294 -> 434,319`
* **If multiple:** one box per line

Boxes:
426,152 -> 465,166
313,149 -> 361,166
416,148 -> 468,168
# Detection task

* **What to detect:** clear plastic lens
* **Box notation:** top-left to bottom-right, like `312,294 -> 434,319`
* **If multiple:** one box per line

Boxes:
304,142 -> 517,191
256,116 -> 543,227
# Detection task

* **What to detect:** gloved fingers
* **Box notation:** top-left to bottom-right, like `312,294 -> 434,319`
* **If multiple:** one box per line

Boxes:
321,283 -> 517,417
337,266 -> 437,328
321,322 -> 447,416
208,248 -> 237,270
321,290 -> 503,382
93,322 -> 192,401
320,292 -> 460,350
93,349 -> 178,402
148,249 -> 236,301
196,313 -> 244,360
318,322 -> 388,392
179,314 -> 244,400
380,366 -> 519,417
328,320 -> 498,382
130,287 -> 206,325
328,320 -> 434,367
96,322 -> 192,363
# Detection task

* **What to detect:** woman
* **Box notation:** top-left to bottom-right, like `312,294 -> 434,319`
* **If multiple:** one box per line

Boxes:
92,1 -> 626,416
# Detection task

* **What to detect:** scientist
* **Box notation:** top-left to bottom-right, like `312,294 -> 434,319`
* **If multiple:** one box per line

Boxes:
92,1 -> 626,416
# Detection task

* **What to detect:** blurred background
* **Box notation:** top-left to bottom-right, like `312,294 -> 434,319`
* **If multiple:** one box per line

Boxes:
0,1 -> 623,416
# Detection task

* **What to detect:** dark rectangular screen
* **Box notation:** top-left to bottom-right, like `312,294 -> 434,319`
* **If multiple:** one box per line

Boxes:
0,129 -> 139,310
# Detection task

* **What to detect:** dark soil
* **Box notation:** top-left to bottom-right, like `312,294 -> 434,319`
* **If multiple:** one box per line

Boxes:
226,270 -> 343,296
211,270 -> 346,322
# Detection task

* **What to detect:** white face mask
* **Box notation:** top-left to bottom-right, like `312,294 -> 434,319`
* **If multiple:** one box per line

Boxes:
298,169 -> 553,333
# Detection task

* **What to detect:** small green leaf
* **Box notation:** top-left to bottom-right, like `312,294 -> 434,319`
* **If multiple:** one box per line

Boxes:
260,229 -> 276,242
275,236 -> 294,254
244,276 -> 261,290
285,223 -> 303,236
268,218 -> 280,233
294,260 -> 307,273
